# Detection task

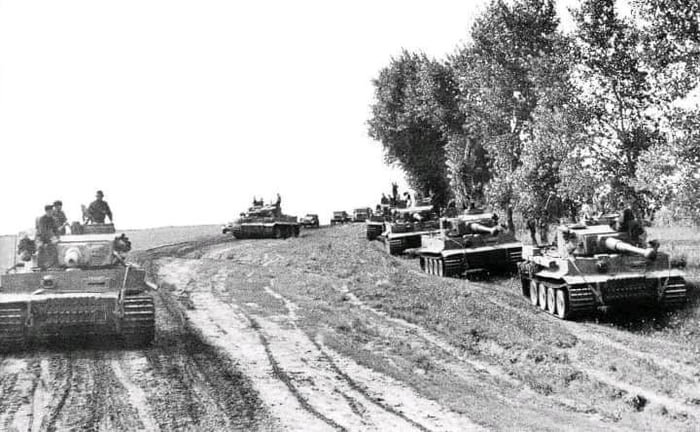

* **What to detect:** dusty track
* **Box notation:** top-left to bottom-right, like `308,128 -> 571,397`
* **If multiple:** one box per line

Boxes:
139,225 -> 698,430
2,224 -> 699,431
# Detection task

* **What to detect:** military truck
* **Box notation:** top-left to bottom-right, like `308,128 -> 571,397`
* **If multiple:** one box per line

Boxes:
518,223 -> 686,319
225,203 -> 300,239
352,208 -> 373,223
418,211 -> 522,278
330,211 -> 352,226
299,214 -> 320,228
0,223 -> 155,350
381,205 -> 441,255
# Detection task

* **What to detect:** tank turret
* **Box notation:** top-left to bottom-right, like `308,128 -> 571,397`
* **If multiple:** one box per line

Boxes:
557,224 -> 655,259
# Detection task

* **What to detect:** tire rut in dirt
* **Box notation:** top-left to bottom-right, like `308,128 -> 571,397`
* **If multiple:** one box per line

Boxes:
47,351 -> 144,431
249,316 -> 348,432
142,289 -> 267,430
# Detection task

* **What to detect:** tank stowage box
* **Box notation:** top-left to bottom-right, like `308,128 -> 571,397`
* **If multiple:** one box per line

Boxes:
0,223 -> 155,350
418,212 -> 522,277
224,203 -> 300,239
518,223 -> 687,319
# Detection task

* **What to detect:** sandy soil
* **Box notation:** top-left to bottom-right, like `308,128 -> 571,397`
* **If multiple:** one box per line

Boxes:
1,224 -> 699,431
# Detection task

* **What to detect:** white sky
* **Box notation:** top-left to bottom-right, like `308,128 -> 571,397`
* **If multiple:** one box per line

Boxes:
0,0 -> 580,234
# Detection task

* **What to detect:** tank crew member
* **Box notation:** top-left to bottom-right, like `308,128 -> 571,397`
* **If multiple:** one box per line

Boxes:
403,191 -> 412,208
36,204 -> 59,269
526,216 -> 537,246
614,208 -> 646,246
87,190 -> 113,224
52,200 -> 68,235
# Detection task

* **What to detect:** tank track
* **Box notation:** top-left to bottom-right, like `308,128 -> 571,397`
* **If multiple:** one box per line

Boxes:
420,255 -> 462,278
121,295 -> 155,347
367,225 -> 383,241
386,238 -> 404,255
520,278 -> 597,320
566,284 -> 597,313
0,306 -> 27,351
660,276 -> 687,308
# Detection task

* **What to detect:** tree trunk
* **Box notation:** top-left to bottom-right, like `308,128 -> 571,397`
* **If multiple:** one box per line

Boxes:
507,206 -> 515,234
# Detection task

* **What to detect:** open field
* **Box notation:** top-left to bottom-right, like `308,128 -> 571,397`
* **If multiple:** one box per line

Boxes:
1,223 -> 699,430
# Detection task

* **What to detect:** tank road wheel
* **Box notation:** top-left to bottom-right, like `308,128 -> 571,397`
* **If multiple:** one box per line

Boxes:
274,226 -> 283,239
555,288 -> 570,319
437,259 -> 444,277
293,226 -> 300,237
420,257 -> 427,273
538,283 -> 548,310
529,280 -> 539,306
546,287 -> 557,315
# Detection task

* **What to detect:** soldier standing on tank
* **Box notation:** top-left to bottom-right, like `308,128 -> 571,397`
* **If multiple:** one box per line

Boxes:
614,208 -> 646,246
52,200 -> 68,235
87,190 -> 113,224
274,193 -> 282,217
404,191 -> 412,208
526,217 -> 538,245
36,204 -> 59,269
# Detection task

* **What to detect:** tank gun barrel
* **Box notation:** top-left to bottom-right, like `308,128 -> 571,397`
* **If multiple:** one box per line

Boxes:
603,237 -> 656,260
467,222 -> 500,236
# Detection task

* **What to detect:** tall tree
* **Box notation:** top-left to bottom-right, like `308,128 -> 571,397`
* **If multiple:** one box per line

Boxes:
571,0 -> 699,215
368,51 -> 460,206
452,0 -> 562,231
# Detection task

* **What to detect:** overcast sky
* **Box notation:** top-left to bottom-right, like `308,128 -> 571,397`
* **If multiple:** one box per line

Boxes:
0,0 -> 580,234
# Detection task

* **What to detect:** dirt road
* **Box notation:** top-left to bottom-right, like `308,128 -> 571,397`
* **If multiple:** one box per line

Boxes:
1,224 -> 699,431
0,278 -> 269,431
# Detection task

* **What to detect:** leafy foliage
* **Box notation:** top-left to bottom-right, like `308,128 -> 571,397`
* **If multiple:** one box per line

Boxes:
368,0 -> 700,225
368,51 -> 459,206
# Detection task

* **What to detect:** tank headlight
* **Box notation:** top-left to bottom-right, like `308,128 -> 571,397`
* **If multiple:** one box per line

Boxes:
41,275 -> 56,288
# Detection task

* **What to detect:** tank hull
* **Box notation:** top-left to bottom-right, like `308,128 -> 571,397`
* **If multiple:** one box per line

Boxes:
518,262 -> 687,319
0,268 -> 155,350
231,222 -> 300,239
419,243 -> 523,277
383,230 -> 441,255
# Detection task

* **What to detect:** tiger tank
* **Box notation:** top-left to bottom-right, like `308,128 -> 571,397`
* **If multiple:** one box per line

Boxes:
518,223 -> 686,319
418,211 -> 522,277
366,199 -> 419,241
226,203 -> 300,239
380,205 -> 440,255
0,223 -> 155,350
